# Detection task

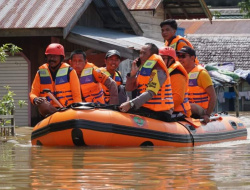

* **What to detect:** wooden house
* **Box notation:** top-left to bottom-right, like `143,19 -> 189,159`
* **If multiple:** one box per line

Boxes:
0,0 -> 165,126
123,0 -> 212,41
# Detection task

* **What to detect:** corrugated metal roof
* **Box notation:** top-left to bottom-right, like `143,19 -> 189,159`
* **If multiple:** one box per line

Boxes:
210,8 -> 245,19
123,0 -> 161,10
177,20 -> 250,34
67,26 -> 164,59
0,0 -> 86,29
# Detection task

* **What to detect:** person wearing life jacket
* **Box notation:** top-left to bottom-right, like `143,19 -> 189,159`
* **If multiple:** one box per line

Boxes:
119,43 -> 174,122
100,50 -> 128,105
177,46 -> 216,124
160,19 -> 199,64
69,49 -> 118,105
159,46 -> 191,118
29,43 -> 82,116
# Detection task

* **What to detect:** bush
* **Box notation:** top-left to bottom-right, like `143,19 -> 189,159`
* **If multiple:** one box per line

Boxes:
0,86 -> 27,127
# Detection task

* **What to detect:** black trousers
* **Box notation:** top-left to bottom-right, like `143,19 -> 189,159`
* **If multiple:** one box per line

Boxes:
128,107 -> 172,122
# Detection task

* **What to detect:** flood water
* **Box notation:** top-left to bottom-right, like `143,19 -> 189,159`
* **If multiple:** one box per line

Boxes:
1,112 -> 250,189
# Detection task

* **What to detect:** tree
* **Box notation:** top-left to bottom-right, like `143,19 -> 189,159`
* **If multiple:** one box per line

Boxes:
238,0 -> 250,18
0,43 -> 22,63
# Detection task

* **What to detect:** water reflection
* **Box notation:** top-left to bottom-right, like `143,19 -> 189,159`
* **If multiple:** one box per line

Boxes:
28,146 -> 220,189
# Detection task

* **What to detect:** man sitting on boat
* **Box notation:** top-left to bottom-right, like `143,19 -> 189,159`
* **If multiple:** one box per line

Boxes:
159,46 -> 191,118
100,50 -> 128,105
119,43 -> 174,122
69,49 -> 119,105
177,46 -> 217,124
29,43 -> 82,117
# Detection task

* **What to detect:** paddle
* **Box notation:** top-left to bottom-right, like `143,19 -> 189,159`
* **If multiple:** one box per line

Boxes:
42,89 -> 63,108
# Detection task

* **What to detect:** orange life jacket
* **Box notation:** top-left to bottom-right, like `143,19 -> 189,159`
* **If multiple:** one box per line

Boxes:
137,54 -> 174,112
38,63 -> 73,107
79,62 -> 105,104
165,35 -> 199,64
168,61 -> 191,115
188,65 -> 209,109
100,68 -> 122,104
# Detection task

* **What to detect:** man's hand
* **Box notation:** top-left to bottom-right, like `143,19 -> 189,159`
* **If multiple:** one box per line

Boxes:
201,114 -> 210,124
119,101 -> 131,113
130,58 -> 140,77
34,97 -> 46,105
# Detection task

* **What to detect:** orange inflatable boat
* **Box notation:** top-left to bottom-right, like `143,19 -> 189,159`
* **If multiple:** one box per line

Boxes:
31,103 -> 247,147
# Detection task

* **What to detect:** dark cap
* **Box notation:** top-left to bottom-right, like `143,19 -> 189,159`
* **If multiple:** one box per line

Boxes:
105,50 -> 121,59
177,46 -> 196,57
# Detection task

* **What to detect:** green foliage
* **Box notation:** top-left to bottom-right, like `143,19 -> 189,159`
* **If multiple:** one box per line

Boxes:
212,11 -> 221,18
238,0 -> 250,18
0,43 -> 22,62
0,86 -> 27,115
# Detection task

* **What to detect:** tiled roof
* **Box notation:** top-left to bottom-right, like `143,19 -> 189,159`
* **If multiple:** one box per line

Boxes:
188,35 -> 250,70
176,20 -> 250,69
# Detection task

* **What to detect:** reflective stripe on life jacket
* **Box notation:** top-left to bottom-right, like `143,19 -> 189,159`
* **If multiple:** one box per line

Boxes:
188,65 -> 209,109
137,54 -> 174,112
100,68 -> 122,104
38,63 -> 73,107
80,62 -> 105,104
168,61 -> 191,115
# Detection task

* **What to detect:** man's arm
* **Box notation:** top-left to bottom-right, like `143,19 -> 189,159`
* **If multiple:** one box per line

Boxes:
170,73 -> 186,109
104,77 -> 119,104
125,58 -> 140,91
125,74 -> 137,91
29,72 -> 41,105
69,69 -> 82,103
120,65 -> 166,112
204,85 -> 217,116
93,67 -> 118,104
198,70 -> 217,123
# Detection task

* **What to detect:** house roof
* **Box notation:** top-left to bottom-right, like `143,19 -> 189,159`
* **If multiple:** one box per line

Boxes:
177,19 -> 250,34
188,35 -> 250,70
124,0 -> 213,22
67,26 -> 164,60
210,8 -> 244,19
124,0 -> 161,10
176,20 -> 250,69
0,0 -> 142,38
0,0 -> 88,29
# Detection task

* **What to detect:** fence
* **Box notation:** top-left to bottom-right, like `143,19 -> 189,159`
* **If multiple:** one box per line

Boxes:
0,110 -> 15,136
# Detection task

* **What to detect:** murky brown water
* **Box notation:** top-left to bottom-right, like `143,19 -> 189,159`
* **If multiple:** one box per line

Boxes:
1,112 -> 250,189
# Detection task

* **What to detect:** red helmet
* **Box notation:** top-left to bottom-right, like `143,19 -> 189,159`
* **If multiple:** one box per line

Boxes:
45,43 -> 65,57
159,46 -> 176,60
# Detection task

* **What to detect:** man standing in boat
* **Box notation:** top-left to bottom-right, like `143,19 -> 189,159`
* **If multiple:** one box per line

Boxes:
159,46 -> 191,118
100,50 -> 128,105
177,46 -> 217,124
119,43 -> 174,122
160,19 -> 199,64
29,43 -> 82,116
69,49 -> 119,104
